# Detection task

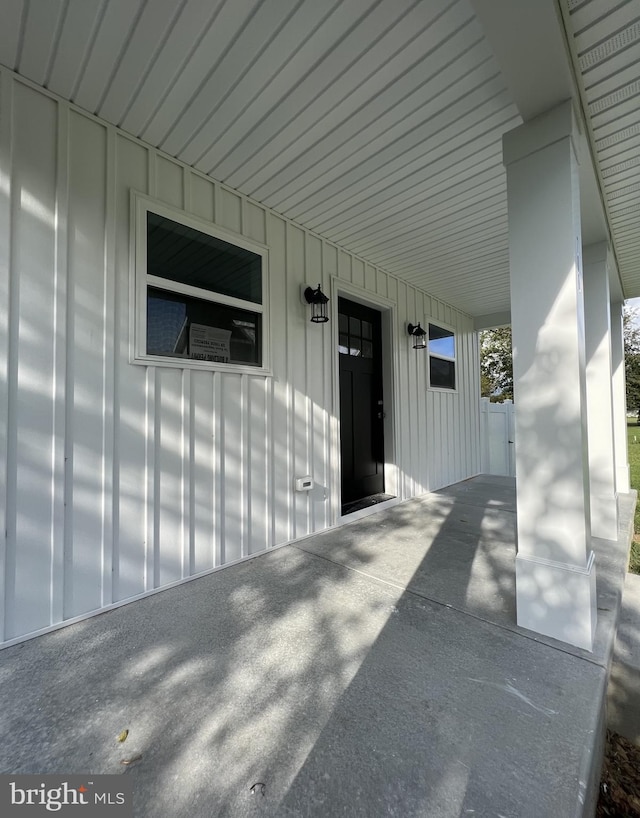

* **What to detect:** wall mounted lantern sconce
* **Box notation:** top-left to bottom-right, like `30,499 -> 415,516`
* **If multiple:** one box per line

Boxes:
407,322 -> 427,349
303,283 -> 330,323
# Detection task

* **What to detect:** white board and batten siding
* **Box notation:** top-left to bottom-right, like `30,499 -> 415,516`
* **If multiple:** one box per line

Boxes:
0,69 -> 481,646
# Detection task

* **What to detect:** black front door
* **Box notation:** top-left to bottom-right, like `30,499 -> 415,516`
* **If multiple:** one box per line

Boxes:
338,298 -> 385,506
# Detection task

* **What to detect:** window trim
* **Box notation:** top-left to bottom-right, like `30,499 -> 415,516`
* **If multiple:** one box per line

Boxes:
131,192 -> 271,375
427,321 -> 457,392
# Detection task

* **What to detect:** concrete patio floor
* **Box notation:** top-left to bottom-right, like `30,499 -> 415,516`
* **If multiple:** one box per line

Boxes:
0,475 -> 635,818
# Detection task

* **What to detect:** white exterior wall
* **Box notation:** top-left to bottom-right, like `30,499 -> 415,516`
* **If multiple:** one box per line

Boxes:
0,71 -> 481,645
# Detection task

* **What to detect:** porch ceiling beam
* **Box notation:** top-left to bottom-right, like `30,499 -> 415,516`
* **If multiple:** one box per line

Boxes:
473,311 -> 511,332
469,0 -> 575,122
470,0 -> 620,294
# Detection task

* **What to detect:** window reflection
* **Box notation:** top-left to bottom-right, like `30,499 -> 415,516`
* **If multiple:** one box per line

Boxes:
147,287 -> 261,365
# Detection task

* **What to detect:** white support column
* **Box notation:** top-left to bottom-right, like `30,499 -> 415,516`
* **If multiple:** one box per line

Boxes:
583,242 -> 618,540
610,300 -> 630,494
504,101 -> 597,651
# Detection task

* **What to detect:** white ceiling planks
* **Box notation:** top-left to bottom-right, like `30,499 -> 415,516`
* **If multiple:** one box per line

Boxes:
97,0 -> 187,125
159,0 -> 310,160
139,0 -> 270,150
47,0 -> 106,101
200,0 -> 467,184
17,0 -> 66,87
2,0 -> 638,314
249,26 -> 497,211
304,94 -> 518,239
73,0 -> 146,113
176,0 -> 345,169
0,1 -> 25,71
326,141 -> 505,248
117,0 -> 227,136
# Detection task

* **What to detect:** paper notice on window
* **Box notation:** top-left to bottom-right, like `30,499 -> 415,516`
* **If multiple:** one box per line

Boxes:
189,324 -> 231,362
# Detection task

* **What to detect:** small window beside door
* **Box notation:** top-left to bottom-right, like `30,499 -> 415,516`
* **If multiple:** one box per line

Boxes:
428,323 -> 456,390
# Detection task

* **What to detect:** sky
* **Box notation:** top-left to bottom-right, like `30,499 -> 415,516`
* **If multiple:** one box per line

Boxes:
627,297 -> 640,319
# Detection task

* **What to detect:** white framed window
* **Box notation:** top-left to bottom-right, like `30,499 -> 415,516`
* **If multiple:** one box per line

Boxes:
131,193 -> 270,374
428,323 -> 456,390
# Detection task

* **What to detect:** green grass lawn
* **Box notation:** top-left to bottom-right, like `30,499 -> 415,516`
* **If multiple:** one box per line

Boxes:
626,419 -> 640,573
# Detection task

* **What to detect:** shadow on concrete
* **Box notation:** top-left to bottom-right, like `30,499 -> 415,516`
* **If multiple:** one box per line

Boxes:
0,476 -> 633,818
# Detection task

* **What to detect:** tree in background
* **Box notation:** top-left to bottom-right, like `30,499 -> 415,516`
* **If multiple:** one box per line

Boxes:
481,310 -> 640,407
480,326 -> 513,401
624,306 -> 640,419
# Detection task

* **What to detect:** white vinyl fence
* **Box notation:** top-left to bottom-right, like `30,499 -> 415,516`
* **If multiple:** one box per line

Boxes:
480,398 -> 515,477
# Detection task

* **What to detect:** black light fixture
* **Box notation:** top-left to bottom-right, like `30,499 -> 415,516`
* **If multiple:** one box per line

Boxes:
407,322 -> 427,349
303,283 -> 330,323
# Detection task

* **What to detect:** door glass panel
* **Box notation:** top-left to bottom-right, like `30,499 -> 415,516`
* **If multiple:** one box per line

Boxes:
339,334 -> 349,355
349,341 -> 362,357
362,321 -> 372,340
349,317 -> 361,336
362,341 -> 373,359
339,313 -> 348,333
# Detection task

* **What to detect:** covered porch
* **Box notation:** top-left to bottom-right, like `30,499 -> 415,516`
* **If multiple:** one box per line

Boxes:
0,475 -> 634,817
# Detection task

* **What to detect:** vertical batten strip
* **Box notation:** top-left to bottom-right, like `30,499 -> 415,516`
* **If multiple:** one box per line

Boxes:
405,283 -> 414,497
7,83 -> 63,629
267,213 -> 288,544
147,149 -> 157,590
183,167 -> 191,215
240,196 -> 247,238
241,373 -> 248,558
146,367 -> 157,590
263,376 -> 271,550
62,107 -> 75,621
303,232 -> 313,532
399,280 -> 410,500
461,322 -> 469,479
212,371 -> 222,567
0,70 -> 13,642
218,373 -> 227,565
3,76 -> 19,639
267,373 -> 276,548
51,97 -> 68,625
471,326 -> 478,471
284,223 -> 293,541
113,135 -> 149,602
67,112 -> 108,617
416,290 -> 426,494
462,315 -> 470,479
321,241 -> 330,530
462,324 -> 470,479
473,330 -> 481,471
188,373 -> 196,576
101,125 -> 116,607
213,180 -> 219,224
182,367 -> 191,578
408,285 -> 418,497
324,240 -> 340,523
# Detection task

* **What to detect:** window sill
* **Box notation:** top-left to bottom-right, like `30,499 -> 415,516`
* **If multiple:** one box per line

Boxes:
130,352 -> 273,377
427,385 -> 458,394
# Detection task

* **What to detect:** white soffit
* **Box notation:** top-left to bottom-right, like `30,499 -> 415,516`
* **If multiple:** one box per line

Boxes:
0,0 -> 523,316
562,0 -> 640,299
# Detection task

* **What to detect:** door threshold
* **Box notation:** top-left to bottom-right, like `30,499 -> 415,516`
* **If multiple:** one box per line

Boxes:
341,493 -> 396,516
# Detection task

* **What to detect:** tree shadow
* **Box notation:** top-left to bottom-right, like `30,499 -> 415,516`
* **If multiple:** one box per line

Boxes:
0,475 -> 618,817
